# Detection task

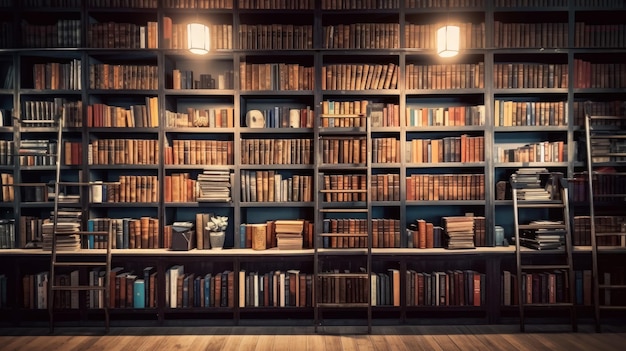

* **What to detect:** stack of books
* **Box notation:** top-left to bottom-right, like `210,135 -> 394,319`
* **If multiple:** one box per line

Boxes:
274,219 -> 304,250
196,169 -> 231,202
510,168 -> 551,201
519,220 -> 565,250
443,216 -> 475,249
41,208 -> 82,251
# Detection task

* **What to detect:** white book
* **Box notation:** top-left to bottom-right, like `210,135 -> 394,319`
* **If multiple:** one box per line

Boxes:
239,270 -> 246,308
169,265 -> 184,308
370,273 -> 377,306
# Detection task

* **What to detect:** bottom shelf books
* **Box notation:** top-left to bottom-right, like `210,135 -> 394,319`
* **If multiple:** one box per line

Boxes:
166,265 -> 235,308
502,269 -> 577,306
239,270 -> 313,307
405,270 -> 485,307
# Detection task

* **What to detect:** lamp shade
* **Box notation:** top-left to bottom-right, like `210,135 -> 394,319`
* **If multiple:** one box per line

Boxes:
187,23 -> 210,55
436,25 -> 460,58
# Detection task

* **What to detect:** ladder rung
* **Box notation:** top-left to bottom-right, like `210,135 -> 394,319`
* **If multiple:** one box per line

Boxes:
53,262 -> 108,267
519,224 -> 566,230
595,232 -> 626,236
51,285 -> 107,291
517,203 -> 565,208
599,284 -> 626,290
317,303 -> 370,308
588,115 -> 626,120
520,264 -> 571,270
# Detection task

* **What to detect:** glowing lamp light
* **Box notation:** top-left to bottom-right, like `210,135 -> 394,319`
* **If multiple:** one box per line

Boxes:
187,23 -> 210,55
436,25 -> 460,58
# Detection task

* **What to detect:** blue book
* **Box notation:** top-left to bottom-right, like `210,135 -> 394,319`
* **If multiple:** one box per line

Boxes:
133,279 -> 145,308
143,267 -> 154,307
122,218 -> 131,249
87,219 -> 95,249
204,273 -> 211,307
575,270 -> 583,305
240,224 -> 246,248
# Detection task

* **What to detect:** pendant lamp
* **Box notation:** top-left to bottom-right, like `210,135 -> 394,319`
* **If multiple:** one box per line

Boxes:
436,0 -> 460,58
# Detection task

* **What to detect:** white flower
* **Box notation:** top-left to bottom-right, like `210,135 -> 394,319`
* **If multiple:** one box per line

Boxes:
206,215 -> 228,232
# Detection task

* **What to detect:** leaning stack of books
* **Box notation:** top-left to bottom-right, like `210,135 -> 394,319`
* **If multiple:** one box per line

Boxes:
510,168 -> 551,201
443,216 -> 475,249
519,220 -> 565,250
274,219 -> 304,250
41,208 -> 82,251
196,169 -> 232,202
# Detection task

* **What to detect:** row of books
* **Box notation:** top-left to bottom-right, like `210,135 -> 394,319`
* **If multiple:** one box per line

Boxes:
405,22 -> 485,50
89,175 -> 159,203
18,140 -> 57,166
323,23 -> 400,49
590,139 -> 626,162
406,269 -> 485,306
33,60 -> 82,90
88,138 -> 159,165
86,21 -> 158,49
22,99 -> 82,128
406,135 -> 485,163
493,63 -> 568,89
239,270 -> 312,307
406,105 -> 486,127
372,138 -> 400,164
494,100 -> 567,127
322,63 -> 398,91
89,64 -> 158,90
495,0 -> 566,6
0,141 -> 15,166
166,266 -> 235,308
107,267 -> 157,308
239,63 -> 314,91
574,23 -> 626,48
240,170 -> 312,202
321,137 -> 367,164
0,173 -> 14,202
0,219 -> 15,249
574,60 -> 626,89
322,174 -> 367,202
165,139 -> 233,166
165,107 -> 235,128
21,20 -> 81,48
164,0 -> 232,8
502,270 -> 571,306
572,216 -> 626,247
409,0 -> 483,7
239,220 -> 313,250
406,174 -> 485,201
405,63 -> 484,90
322,0 -> 398,9
569,172 -> 626,203
243,107 -> 314,128
171,69 -> 235,90
89,0 -> 158,7
494,22 -> 568,49
87,97 -> 159,128
87,217 -> 160,249
322,218 -> 401,248
164,172 -> 198,202
241,139 -> 312,165
239,24 -> 313,50
496,141 -> 566,163
371,173 -> 400,201
164,20 -> 232,50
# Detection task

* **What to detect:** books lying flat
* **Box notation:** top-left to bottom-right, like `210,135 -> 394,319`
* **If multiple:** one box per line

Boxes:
197,169 -> 232,202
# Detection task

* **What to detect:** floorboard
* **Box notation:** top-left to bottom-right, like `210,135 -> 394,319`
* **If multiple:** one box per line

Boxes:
1,324 -> 626,351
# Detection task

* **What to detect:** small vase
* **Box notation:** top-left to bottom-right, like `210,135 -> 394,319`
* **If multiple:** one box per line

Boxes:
209,231 -> 225,250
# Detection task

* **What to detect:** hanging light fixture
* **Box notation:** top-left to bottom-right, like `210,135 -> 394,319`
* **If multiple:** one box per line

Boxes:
436,0 -> 460,58
187,22 -> 210,55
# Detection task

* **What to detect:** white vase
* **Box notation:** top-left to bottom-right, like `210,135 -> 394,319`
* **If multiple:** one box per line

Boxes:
209,231 -> 225,250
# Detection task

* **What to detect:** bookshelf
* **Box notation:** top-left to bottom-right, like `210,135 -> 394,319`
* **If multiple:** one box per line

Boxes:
0,0 -> 625,328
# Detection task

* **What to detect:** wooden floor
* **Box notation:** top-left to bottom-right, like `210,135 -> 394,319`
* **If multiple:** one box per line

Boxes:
2,324 -> 626,351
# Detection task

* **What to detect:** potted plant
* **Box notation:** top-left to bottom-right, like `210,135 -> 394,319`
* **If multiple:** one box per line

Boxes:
206,215 -> 228,250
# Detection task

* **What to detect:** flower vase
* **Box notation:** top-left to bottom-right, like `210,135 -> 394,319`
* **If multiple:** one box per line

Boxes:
209,231 -> 225,250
